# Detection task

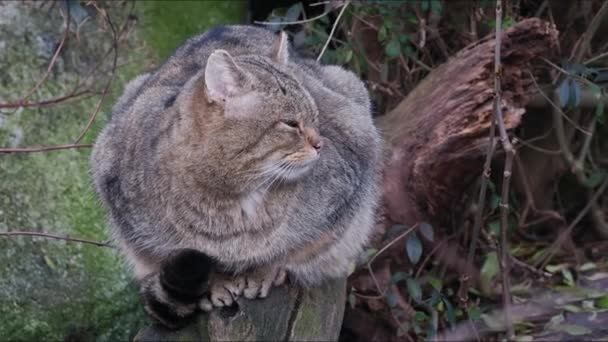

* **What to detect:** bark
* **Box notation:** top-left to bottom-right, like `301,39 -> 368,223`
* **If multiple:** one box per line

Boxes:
376,18 -> 559,226
135,278 -> 346,341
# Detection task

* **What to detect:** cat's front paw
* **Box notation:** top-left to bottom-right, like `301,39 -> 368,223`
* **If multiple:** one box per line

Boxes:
206,274 -> 245,308
243,266 -> 286,299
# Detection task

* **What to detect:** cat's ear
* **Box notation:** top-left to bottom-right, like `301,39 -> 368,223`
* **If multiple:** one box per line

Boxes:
271,31 -> 289,65
205,50 -> 249,103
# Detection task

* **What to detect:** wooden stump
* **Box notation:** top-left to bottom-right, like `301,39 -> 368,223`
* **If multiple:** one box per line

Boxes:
135,278 -> 346,341
376,18 -> 559,226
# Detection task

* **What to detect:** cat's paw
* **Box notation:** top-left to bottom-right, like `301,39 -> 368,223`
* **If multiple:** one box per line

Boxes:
243,266 -> 286,299
208,275 -> 245,307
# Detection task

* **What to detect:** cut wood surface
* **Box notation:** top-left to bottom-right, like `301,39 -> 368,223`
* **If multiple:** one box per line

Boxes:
376,18 -> 559,226
135,278 -> 346,341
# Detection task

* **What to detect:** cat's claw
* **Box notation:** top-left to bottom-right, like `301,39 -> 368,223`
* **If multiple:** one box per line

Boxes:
243,266 -> 286,299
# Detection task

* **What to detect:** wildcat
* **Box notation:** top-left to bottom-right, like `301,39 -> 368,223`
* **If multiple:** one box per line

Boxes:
90,25 -> 382,328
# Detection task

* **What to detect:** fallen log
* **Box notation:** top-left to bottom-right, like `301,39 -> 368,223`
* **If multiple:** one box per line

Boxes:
376,18 -> 559,227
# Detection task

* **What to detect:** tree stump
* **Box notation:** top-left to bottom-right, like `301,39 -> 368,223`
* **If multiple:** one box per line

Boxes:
135,278 -> 346,341
376,18 -> 559,227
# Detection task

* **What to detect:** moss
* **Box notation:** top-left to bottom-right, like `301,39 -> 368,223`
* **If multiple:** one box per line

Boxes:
0,1 -> 248,340
139,0 -> 247,59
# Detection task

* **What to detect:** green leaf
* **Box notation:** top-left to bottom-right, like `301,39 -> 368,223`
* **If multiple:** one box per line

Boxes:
569,78 -> 581,107
385,291 -> 398,308
562,304 -> 581,313
488,220 -> 500,236
596,295 -> 608,309
419,222 -> 434,242
554,324 -> 592,336
378,24 -> 388,42
284,3 -> 302,22
480,252 -> 499,288
421,0 -> 430,12
385,37 -> 401,58
406,233 -> 423,265
391,271 -> 407,284
481,312 -> 505,330
414,310 -> 428,322
468,306 -> 482,320
582,170 -> 606,188
558,79 -> 570,108
490,194 -> 501,210
444,298 -> 456,328
348,292 -> 357,309
359,248 -> 378,264
430,0 -> 442,16
428,276 -> 442,291
407,277 -> 423,303
561,269 -> 575,287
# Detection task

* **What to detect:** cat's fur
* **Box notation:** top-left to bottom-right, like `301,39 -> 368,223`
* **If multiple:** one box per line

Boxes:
91,25 -> 382,328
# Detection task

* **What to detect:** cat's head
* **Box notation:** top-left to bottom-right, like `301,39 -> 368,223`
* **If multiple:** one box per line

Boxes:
187,33 -> 323,191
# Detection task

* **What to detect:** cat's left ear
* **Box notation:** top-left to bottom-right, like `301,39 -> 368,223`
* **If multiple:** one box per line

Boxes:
205,49 -> 250,103
271,31 -> 290,65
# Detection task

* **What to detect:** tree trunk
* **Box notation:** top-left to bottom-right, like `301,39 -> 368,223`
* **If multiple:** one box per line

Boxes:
135,278 -> 346,341
376,18 -> 559,227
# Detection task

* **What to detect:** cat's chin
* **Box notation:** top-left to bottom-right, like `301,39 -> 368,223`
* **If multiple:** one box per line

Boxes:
278,163 -> 313,182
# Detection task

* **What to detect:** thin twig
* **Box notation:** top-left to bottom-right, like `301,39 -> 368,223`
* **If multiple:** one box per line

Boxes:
493,1 -> 514,338
570,1 -> 608,63
0,90 -> 96,109
317,0 -> 350,62
367,223 -> 419,297
0,231 -> 115,248
255,7 -> 331,25
0,143 -> 93,154
539,178 -> 608,268
10,4 -> 71,109
72,11 -> 119,143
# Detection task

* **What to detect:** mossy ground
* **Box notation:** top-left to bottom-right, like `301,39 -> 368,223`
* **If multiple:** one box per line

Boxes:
0,1 -> 245,340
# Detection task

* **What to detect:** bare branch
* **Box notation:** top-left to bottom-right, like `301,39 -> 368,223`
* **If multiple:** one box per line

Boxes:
0,231 -> 115,248
317,0 -> 350,62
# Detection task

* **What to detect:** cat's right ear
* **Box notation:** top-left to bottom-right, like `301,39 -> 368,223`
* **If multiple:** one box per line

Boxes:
205,50 -> 249,103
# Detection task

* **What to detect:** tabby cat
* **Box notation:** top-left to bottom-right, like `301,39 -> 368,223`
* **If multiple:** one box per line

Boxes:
90,25 -> 382,328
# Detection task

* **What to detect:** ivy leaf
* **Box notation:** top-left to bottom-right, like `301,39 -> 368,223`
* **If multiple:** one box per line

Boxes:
377,24 -> 388,42
430,0 -> 442,16
583,170 -> 606,188
590,84 -> 606,124
480,252 -> 499,292
444,298 -> 456,328
348,292 -> 357,309
596,295 -> 608,309
428,276 -> 442,291
419,222 -> 434,242
554,324 -> 592,336
385,37 -> 401,58
594,70 -> 608,83
385,291 -> 398,308
569,78 -> 581,107
391,271 -> 407,284
406,233 -> 423,265
558,79 -> 570,108
406,277 -> 422,303
284,3 -> 302,22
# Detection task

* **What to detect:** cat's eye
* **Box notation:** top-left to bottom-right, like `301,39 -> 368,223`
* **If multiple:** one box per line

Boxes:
281,120 -> 299,129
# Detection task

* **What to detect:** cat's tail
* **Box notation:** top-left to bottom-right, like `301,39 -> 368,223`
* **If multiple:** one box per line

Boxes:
140,249 -> 216,329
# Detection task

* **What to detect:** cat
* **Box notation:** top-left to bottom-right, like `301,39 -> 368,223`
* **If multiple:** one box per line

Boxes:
90,25 -> 382,328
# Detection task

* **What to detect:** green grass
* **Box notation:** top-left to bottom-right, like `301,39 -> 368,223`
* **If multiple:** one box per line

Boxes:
140,0 -> 247,59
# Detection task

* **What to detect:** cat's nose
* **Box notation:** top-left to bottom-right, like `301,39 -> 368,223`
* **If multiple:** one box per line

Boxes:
303,127 -> 323,151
